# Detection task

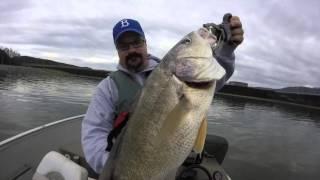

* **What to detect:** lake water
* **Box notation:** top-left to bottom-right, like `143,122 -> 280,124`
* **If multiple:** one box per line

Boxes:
1,65 -> 319,180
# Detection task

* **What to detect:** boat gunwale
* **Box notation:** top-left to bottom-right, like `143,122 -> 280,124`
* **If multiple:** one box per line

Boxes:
0,114 -> 85,147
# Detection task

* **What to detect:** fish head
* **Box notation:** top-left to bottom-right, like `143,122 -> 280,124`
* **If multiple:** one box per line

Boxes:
165,28 -> 226,84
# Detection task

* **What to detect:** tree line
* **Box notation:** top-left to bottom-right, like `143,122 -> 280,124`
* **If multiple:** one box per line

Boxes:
0,46 -> 20,64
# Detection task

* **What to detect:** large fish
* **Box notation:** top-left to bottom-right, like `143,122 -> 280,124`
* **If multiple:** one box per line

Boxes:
99,28 -> 226,180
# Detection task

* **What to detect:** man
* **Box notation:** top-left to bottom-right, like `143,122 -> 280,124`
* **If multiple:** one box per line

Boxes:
82,17 -> 244,175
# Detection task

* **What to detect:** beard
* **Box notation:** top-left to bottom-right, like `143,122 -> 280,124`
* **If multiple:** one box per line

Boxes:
125,52 -> 145,72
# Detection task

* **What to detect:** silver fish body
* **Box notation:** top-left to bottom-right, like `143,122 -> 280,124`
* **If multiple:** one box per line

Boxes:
99,28 -> 225,180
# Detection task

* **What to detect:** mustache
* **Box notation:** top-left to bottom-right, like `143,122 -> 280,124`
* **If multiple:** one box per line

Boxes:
125,52 -> 143,61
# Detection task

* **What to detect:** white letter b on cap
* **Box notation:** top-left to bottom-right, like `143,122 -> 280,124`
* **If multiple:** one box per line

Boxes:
120,20 -> 130,28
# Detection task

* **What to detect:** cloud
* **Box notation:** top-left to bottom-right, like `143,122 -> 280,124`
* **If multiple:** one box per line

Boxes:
228,0 -> 320,88
1,0 -> 319,88
0,0 -> 33,23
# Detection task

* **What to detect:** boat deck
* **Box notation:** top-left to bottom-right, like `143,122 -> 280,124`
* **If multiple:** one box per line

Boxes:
0,115 -> 87,180
0,115 -> 230,180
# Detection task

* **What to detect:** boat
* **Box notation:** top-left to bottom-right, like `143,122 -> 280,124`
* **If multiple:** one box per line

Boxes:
0,115 -> 231,180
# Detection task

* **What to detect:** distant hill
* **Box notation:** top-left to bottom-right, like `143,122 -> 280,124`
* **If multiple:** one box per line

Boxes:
226,81 -> 320,96
276,87 -> 320,95
11,56 -> 78,68
0,54 -> 110,78
219,83 -> 320,107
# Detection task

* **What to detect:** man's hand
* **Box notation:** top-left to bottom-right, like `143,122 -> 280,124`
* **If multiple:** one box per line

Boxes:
229,16 -> 244,46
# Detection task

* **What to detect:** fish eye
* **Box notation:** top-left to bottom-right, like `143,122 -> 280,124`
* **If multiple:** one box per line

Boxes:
181,38 -> 192,45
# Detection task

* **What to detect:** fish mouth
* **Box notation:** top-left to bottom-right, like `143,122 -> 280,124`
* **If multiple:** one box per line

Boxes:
185,80 -> 214,89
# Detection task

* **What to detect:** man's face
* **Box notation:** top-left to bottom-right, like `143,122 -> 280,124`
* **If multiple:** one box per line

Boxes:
116,32 -> 148,73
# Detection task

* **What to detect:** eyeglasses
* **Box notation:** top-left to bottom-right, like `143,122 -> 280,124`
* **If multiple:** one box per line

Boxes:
116,38 -> 145,51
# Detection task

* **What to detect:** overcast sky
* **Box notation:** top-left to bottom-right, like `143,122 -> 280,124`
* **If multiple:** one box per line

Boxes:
1,0 -> 319,88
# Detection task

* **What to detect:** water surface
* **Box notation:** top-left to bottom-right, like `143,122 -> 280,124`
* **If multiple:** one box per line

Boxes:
1,65 -> 319,180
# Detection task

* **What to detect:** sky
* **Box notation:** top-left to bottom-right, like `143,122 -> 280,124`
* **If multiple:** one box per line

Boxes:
0,0 -> 319,88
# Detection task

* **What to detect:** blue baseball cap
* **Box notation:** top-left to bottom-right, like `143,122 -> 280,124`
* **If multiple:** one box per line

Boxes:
113,19 -> 145,43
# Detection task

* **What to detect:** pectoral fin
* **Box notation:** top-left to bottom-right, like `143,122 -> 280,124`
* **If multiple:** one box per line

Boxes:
193,118 -> 207,154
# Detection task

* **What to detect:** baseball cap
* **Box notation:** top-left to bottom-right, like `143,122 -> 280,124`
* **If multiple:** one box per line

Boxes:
113,19 -> 145,43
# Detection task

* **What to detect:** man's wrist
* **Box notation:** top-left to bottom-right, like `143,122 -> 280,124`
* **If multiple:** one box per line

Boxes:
214,42 -> 237,58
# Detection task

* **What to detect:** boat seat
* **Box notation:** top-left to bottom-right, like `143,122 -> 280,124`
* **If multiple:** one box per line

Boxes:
32,151 -> 88,180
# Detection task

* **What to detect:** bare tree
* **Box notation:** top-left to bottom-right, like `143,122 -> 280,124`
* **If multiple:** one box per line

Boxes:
0,46 -> 21,58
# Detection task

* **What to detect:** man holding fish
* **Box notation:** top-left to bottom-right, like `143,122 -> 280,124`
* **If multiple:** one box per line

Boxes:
82,15 -> 244,179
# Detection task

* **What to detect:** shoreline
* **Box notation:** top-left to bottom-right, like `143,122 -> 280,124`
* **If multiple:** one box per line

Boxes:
26,64 -> 110,78
0,55 -> 111,78
218,84 -> 320,108
216,92 -> 320,110
1,56 -> 319,108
